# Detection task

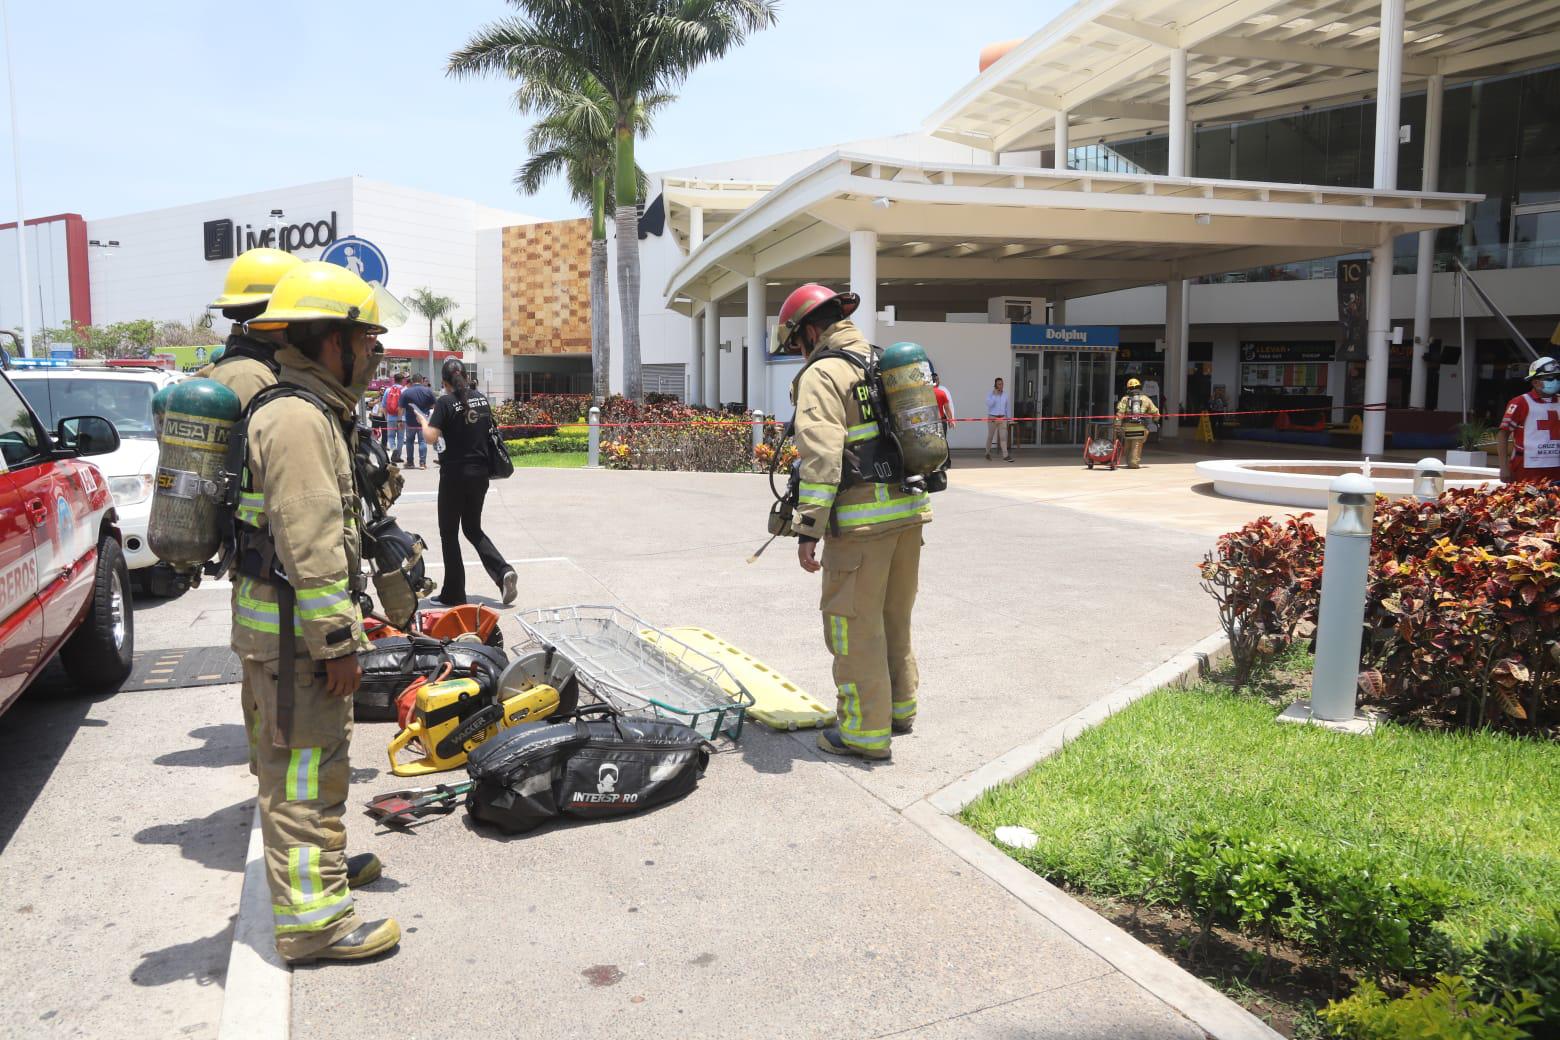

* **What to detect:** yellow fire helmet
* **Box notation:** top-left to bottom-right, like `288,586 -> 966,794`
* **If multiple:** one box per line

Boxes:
209,248 -> 303,310
1126,378 -> 1142,389
247,261 -> 405,334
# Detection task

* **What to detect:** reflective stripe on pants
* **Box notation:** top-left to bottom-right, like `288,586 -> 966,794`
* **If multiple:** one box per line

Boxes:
242,656 -> 358,959
820,525 -> 923,750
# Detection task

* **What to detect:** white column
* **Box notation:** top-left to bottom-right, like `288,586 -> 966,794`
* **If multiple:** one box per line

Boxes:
1366,0 -> 1405,446
704,298 -> 721,408
849,229 -> 878,344
1052,297 -> 1066,325
1410,74 -> 1444,409
1163,278 -> 1187,436
746,276 -> 766,413
1373,0 -> 1405,191
1053,111 -> 1069,171
689,206 -> 704,251
688,310 -> 704,405
1362,239 -> 1394,456
1168,49 -> 1188,177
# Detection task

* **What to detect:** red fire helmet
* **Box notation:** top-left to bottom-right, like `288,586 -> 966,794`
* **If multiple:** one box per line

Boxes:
773,283 -> 860,353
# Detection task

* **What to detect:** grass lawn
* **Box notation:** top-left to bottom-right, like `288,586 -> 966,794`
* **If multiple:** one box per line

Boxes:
964,683 -> 1559,945
962,670 -> 1559,1035
511,451 -> 587,469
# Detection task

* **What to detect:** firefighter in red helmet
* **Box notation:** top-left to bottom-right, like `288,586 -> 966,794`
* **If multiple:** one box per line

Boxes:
775,283 -> 931,762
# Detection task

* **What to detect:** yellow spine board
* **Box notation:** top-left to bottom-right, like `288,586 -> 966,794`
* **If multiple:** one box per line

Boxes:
638,627 -> 833,731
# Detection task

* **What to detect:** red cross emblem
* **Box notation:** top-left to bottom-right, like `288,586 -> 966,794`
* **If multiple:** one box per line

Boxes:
1538,410 -> 1560,440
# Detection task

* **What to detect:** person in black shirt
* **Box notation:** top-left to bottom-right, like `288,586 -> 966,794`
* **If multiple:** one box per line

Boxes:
416,359 -> 517,606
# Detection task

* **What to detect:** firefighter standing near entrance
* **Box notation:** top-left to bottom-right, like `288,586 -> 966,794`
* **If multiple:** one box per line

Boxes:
205,248 -> 300,781
234,261 -> 398,963
778,283 -> 931,762
1497,356 -> 1560,484
1115,378 -> 1161,469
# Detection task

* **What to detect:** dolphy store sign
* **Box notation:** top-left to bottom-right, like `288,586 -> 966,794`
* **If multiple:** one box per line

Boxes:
1010,324 -> 1120,350
203,212 -> 339,261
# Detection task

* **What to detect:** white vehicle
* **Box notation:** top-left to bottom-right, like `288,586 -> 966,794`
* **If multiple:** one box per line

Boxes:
10,361 -> 190,598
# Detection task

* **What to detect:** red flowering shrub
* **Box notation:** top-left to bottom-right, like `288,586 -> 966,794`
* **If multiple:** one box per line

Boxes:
492,394 -> 588,439
598,397 -> 756,472
1198,514 -> 1325,681
1364,485 -> 1559,730
1201,484 -> 1560,732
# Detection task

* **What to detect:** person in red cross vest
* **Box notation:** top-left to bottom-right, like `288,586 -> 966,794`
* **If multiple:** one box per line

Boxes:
1497,356 -> 1560,484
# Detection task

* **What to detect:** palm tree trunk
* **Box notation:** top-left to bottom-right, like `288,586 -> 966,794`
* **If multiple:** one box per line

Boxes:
590,173 -> 610,403
427,316 -> 435,387
613,122 -> 643,402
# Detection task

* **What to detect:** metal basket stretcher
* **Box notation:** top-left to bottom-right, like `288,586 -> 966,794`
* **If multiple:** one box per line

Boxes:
513,605 -> 753,741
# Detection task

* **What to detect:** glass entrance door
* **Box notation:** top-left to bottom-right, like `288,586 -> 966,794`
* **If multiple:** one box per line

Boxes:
1040,349 -> 1117,443
1013,353 -> 1040,447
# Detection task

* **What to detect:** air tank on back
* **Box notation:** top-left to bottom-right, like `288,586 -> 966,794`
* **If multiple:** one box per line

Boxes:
148,378 -> 241,572
879,341 -> 949,477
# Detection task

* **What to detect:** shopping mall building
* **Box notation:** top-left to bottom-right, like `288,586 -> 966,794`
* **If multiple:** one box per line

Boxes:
3,0 -> 1558,455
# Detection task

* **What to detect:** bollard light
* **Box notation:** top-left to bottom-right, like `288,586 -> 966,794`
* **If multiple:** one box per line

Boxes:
751,410 -> 766,452
1413,457 -> 1446,501
1326,472 -> 1375,537
587,405 -> 601,469
1311,472 -> 1376,721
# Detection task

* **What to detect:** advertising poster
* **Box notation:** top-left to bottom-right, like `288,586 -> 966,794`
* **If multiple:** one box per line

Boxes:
1337,258 -> 1368,361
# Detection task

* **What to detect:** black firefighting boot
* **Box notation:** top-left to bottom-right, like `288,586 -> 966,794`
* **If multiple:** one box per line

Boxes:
293,918 -> 401,964
891,718 -> 914,735
346,853 -> 382,890
816,727 -> 891,761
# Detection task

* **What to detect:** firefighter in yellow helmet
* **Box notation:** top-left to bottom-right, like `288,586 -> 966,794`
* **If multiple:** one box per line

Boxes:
234,261 -> 398,963
200,248 -> 300,399
778,283 -> 931,762
201,249 -> 303,786
1115,378 -> 1161,469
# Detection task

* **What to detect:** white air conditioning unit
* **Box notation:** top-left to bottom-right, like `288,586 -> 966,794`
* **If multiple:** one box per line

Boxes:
988,296 -> 1046,325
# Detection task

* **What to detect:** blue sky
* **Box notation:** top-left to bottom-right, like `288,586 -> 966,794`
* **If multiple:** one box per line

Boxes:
0,0 -> 1065,223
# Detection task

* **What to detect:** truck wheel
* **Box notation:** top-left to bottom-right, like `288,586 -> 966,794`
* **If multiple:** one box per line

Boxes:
63,537 -> 135,691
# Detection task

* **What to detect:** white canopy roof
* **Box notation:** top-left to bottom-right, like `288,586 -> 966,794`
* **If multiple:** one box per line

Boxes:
925,0 -> 1560,153
662,151 -> 1475,310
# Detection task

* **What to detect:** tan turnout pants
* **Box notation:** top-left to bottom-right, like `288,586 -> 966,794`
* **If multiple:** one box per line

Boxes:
820,526 -> 924,753
242,655 -> 358,961
1120,425 -> 1147,468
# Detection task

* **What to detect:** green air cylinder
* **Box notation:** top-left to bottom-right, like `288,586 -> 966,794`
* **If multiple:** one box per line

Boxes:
151,383 -> 175,437
149,378 -> 241,571
879,341 -> 949,477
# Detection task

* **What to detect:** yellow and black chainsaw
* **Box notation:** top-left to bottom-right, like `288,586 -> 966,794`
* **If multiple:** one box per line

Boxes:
388,677 -> 560,777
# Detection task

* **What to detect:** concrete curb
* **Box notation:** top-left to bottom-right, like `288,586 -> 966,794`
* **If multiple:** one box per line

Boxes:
217,806 -> 289,1040
906,631 -> 1286,1040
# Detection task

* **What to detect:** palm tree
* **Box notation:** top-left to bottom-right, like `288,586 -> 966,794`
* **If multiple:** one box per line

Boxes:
404,287 -> 457,383
513,73 -> 666,403
437,316 -> 486,354
448,0 -> 779,401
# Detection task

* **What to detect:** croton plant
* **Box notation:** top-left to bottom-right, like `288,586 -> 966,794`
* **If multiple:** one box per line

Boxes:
1202,483 -> 1559,733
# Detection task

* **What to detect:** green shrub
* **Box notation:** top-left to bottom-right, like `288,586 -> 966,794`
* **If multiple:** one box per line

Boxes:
1145,826 -> 1456,979
1321,976 -> 1541,1040
506,434 -> 587,456
1473,913 -> 1560,1035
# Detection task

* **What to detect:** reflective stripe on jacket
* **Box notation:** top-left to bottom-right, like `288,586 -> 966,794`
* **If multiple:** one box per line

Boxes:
789,320 -> 931,539
230,347 -> 369,663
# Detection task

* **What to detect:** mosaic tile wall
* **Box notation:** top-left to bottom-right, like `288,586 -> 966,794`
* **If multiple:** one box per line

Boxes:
502,217 -> 592,355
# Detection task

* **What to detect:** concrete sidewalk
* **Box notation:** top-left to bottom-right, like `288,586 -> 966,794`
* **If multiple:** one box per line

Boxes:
286,466 -> 1229,1038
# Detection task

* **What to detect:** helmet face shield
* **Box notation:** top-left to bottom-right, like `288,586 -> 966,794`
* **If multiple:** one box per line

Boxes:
769,321 -> 797,357
371,286 -> 408,331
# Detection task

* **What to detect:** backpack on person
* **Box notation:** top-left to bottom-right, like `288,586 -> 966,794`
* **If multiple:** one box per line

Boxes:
384,382 -> 403,415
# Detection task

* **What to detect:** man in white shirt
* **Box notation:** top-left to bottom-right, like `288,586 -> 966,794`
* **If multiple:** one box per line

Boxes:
985,377 -> 1013,462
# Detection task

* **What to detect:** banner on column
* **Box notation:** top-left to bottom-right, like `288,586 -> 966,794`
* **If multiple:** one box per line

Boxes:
1337,259 -> 1369,362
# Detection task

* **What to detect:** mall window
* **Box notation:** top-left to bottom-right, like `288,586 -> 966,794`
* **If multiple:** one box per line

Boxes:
1146,64 -> 1560,282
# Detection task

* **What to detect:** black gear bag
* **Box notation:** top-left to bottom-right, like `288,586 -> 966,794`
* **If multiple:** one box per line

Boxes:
354,636 -> 508,721
464,705 -> 711,834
